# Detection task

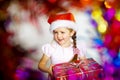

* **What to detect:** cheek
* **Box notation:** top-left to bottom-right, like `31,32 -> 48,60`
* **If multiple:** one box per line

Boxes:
53,34 -> 58,41
63,34 -> 71,39
53,35 -> 57,39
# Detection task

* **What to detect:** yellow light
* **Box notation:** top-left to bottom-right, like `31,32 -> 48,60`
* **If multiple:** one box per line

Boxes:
98,25 -> 106,33
104,1 -> 112,8
115,10 -> 120,21
91,9 -> 102,21
97,17 -> 108,33
97,22 -> 108,34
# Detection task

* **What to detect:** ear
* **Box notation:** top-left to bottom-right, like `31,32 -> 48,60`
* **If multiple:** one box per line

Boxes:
70,30 -> 75,36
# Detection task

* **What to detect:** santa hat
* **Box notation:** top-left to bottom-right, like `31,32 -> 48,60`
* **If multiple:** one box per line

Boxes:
48,13 -> 77,32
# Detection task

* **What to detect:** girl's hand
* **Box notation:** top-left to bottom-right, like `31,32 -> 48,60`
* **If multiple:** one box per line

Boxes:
48,64 -> 54,76
80,58 -> 89,66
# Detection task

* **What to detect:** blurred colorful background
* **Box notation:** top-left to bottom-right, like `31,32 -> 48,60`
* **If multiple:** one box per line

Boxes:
0,0 -> 120,80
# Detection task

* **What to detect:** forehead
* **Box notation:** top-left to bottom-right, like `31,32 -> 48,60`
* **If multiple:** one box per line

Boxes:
53,27 -> 70,32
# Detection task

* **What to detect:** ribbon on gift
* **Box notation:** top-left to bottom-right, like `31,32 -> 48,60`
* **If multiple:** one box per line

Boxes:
58,76 -> 67,80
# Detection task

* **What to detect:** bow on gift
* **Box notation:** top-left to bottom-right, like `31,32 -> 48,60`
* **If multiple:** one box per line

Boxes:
70,48 -> 88,66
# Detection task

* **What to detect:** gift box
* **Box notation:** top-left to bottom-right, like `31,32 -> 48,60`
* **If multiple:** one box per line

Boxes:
52,58 -> 104,80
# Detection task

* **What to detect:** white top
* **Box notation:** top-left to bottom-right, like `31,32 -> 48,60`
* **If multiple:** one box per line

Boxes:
42,42 -> 86,65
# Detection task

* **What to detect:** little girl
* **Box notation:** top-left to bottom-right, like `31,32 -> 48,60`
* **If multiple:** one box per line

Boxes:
38,12 -> 86,79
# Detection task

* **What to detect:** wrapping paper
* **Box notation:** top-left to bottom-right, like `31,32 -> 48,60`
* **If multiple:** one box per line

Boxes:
52,58 -> 104,80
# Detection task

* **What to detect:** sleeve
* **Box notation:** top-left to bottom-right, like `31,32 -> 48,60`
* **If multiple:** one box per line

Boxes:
41,44 -> 53,57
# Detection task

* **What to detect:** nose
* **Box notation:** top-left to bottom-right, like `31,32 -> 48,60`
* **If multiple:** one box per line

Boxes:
57,33 -> 62,39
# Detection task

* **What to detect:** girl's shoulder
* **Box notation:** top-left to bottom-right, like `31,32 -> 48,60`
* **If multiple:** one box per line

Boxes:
41,43 -> 56,55
42,43 -> 57,50
42,43 -> 52,48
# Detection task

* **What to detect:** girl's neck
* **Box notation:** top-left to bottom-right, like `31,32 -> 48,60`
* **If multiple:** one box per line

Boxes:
60,41 -> 72,48
51,40 -> 73,48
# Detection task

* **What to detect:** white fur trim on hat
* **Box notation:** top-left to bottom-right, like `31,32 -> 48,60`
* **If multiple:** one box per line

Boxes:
50,20 -> 77,32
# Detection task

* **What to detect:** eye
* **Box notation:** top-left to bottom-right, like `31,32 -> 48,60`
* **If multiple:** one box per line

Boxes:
61,31 -> 65,34
53,31 -> 57,34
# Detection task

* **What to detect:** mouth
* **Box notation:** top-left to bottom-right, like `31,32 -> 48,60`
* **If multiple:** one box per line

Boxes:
57,39 -> 64,43
58,39 -> 64,41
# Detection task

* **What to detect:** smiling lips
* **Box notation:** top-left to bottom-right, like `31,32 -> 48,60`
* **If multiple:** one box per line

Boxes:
57,39 -> 64,43
58,39 -> 63,42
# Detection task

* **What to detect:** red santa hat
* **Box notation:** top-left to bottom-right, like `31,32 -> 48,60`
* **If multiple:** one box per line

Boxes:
48,13 -> 77,32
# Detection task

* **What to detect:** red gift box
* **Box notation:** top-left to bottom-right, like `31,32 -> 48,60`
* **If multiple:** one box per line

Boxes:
52,58 -> 104,80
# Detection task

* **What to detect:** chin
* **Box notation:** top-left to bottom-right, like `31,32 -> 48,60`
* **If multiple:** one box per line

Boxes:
58,42 -> 64,46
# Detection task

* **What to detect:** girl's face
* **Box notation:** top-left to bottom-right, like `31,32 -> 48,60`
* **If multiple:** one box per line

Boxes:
53,27 -> 75,47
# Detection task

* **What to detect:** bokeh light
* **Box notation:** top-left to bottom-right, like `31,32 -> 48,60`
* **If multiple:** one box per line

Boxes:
0,0 -> 120,80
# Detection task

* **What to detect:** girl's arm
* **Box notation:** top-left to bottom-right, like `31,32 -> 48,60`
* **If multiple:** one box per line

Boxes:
38,54 -> 53,75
